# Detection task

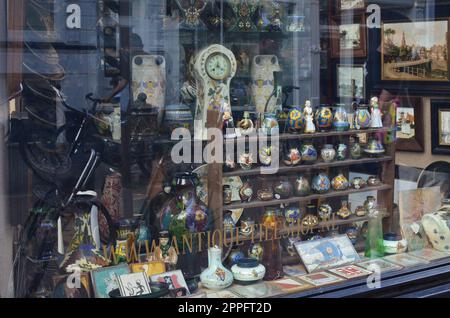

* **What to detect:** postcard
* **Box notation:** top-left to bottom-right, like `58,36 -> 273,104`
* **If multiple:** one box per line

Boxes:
328,265 -> 372,279
357,258 -> 403,273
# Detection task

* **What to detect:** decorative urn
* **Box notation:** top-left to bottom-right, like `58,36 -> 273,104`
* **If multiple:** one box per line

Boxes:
315,105 -> 333,131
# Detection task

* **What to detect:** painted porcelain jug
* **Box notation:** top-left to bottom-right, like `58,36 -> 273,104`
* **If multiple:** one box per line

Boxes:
200,246 -> 234,290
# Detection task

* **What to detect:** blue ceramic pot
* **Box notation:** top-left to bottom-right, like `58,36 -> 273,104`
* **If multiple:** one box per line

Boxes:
311,173 -> 331,194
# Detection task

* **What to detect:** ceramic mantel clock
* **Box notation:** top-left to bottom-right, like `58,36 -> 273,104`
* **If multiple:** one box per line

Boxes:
193,44 -> 237,140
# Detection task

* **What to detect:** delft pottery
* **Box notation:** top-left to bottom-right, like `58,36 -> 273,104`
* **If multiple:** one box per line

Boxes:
354,105 -> 371,130
303,100 -> 316,133
238,111 -> 255,135
239,152 -> 254,170
422,198 -> 450,252
239,181 -> 254,202
239,217 -> 255,237
231,258 -> 266,285
321,144 -> 336,163
318,203 -> 333,221
284,205 -> 301,226
273,178 -> 293,199
311,173 -> 331,194
336,199 -> 352,219
257,188 -> 273,201
300,143 -> 318,164
336,143 -> 348,161
331,173 -> 350,191
223,185 -> 233,205
294,175 -> 311,197
355,206 -> 366,217
248,242 -> 264,261
346,227 -> 359,245
259,145 -> 273,166
349,139 -> 363,159
333,105 -> 350,131
261,113 -> 280,135
370,97 -> 383,128
364,139 -> 385,156
367,176 -> 382,187
351,177 -> 366,190
200,247 -> 234,290
287,105 -> 305,133
383,233 -> 408,254
315,105 -> 333,131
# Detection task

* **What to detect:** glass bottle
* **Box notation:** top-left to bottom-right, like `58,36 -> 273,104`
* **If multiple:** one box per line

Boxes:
364,208 -> 385,258
262,229 -> 284,281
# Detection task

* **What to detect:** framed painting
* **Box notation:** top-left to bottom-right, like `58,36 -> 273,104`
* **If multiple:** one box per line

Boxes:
337,0 -> 365,11
331,14 -> 367,58
91,264 -> 130,298
431,99 -> 450,154
337,64 -> 365,99
394,96 -> 424,152
117,272 -> 152,297
381,20 -> 450,82
294,235 -> 360,273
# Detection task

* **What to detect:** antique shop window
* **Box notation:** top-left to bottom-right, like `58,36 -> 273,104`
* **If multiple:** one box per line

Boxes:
3,0 -> 450,298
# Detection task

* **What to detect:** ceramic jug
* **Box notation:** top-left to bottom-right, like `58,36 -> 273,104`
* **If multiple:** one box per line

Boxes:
200,246 -> 234,290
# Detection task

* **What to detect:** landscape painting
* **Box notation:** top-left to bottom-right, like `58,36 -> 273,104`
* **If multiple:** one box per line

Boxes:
382,20 -> 449,81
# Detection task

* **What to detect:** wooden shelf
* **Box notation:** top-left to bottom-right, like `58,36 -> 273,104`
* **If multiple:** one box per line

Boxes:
224,215 -> 374,245
223,184 -> 392,210
223,156 -> 393,177
225,127 -> 393,145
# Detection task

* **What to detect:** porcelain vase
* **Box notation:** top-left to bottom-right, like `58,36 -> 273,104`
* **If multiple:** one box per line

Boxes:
200,247 -> 234,290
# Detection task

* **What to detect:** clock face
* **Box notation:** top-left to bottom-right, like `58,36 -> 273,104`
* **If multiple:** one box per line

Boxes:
205,53 -> 231,81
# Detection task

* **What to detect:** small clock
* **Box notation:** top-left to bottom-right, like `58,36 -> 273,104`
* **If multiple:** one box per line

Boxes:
205,52 -> 231,81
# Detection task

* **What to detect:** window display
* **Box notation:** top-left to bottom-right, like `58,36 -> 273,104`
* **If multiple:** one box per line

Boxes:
2,0 -> 450,300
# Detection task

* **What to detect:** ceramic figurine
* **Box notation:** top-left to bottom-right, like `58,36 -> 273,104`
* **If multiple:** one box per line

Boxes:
259,145 -> 273,166
157,231 -> 178,269
200,246 -> 234,290
367,175 -> 382,187
238,111 -> 255,135
370,97 -> 383,128
336,199 -> 352,219
294,175 -> 311,197
354,104 -> 371,130
239,217 -> 255,237
273,178 -> 293,199
287,105 -> 305,133
364,138 -> 385,156
224,154 -> 237,171
349,136 -> 363,159
223,212 -> 236,233
239,151 -> 254,170
318,203 -> 333,221
321,144 -> 336,163
333,105 -> 350,131
223,111 -> 237,139
311,172 -> 331,194
332,173 -> 349,191
284,204 -> 301,226
303,100 -> 316,133
351,177 -> 366,190
248,242 -> 264,261
231,258 -> 266,285
239,181 -> 254,202
355,205 -> 366,217
346,227 -> 359,245
283,146 -> 302,166
300,142 -> 318,164
422,198 -> 450,252
315,105 -> 333,131
261,112 -> 279,135
336,143 -> 348,161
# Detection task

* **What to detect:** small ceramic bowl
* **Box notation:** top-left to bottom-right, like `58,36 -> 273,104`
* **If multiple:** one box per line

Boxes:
383,233 -> 408,254
231,258 -> 266,285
